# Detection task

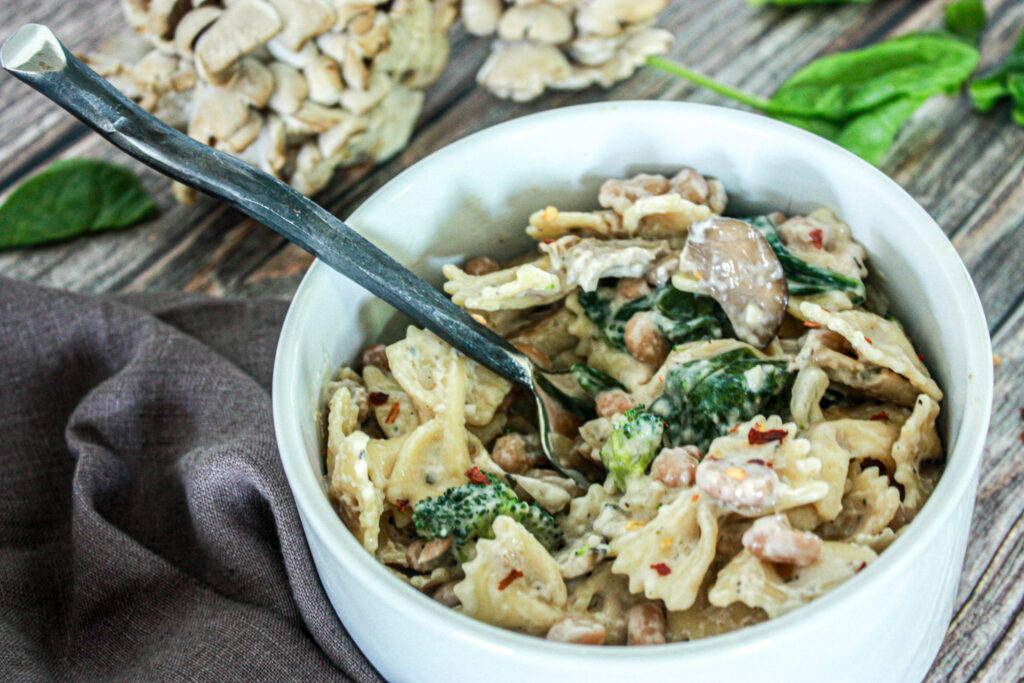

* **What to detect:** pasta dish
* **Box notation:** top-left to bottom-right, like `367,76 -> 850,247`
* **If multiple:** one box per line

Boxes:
322,167 -> 943,645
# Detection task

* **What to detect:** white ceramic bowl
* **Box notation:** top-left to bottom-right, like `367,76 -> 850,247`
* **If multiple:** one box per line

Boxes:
272,102 -> 992,683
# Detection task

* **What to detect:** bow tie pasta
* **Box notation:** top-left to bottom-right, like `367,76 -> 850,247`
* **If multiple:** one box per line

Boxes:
322,167 -> 944,645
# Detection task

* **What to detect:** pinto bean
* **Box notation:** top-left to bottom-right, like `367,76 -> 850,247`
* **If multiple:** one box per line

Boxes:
627,603 -> 666,646
616,277 -> 651,301
546,617 -> 607,645
650,446 -> 701,487
742,514 -> 821,567
624,311 -> 670,365
696,459 -> 778,510
595,389 -> 637,418
361,343 -> 389,371
464,256 -> 500,276
491,434 -> 540,474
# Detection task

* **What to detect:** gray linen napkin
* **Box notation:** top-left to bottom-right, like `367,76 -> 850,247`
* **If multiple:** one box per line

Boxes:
0,276 -> 384,682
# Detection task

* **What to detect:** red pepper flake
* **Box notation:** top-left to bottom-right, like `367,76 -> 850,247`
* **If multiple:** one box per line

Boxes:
747,458 -> 767,466
395,499 -> 411,513
691,494 -> 699,503
856,562 -> 867,573
498,569 -> 524,591
748,428 -> 788,445
385,402 -> 400,425
803,321 -> 821,328
808,228 -> 824,249
1019,430 -> 1024,443
864,336 -> 873,344
650,562 -> 672,576
466,466 -> 489,485
368,391 -> 389,406
870,411 -> 889,421
917,352 -> 925,361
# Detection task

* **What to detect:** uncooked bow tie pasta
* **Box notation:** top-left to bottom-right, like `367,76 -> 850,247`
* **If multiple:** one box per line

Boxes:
322,166 -> 944,645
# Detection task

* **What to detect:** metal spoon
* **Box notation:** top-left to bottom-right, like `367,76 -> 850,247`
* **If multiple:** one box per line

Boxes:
1,23 -> 598,487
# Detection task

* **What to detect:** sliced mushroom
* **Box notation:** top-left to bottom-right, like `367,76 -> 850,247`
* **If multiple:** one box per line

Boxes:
173,7 -> 223,56
267,62 -> 310,115
462,0 -> 503,36
230,58 -> 275,108
575,0 -> 668,37
187,85 -> 251,145
498,4 -> 574,45
195,0 -> 282,84
305,55 -> 345,104
674,217 -> 788,348
263,0 -> 337,52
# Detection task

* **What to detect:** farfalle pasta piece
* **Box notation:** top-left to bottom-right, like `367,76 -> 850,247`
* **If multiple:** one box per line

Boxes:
708,542 -> 877,618
778,209 -> 868,283
891,394 -> 942,520
526,208 -> 624,241
790,364 -> 829,430
565,562 -> 638,645
609,492 -> 719,611
621,194 -> 712,238
386,326 -> 510,426
328,430 -> 386,553
454,516 -> 568,635
799,302 -> 942,403
800,417 -> 902,521
698,416 -> 829,516
443,257 -> 571,311
666,582 -> 767,642
818,465 -> 900,542
539,236 -> 668,292
363,365 -> 419,438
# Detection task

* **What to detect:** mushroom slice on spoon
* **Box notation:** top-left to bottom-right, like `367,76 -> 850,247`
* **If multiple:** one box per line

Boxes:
672,217 -> 788,348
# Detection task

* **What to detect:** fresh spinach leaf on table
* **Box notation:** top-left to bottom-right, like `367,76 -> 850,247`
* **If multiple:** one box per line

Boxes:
648,32 -> 979,165
649,348 -> 794,451
944,0 -> 987,43
0,159 -> 157,250
578,283 -> 732,352
969,25 -> 1024,126
747,215 -> 866,303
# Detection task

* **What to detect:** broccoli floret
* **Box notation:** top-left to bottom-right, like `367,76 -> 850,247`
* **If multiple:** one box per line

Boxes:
412,472 -> 562,560
600,407 -> 665,491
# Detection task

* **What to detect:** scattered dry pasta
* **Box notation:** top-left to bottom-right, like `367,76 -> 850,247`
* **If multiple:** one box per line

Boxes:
322,167 -> 944,645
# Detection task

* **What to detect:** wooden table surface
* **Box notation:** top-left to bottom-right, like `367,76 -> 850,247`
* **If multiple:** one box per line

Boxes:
2,0 -> 1022,679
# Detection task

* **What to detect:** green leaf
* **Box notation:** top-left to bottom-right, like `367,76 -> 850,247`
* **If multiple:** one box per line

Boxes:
944,0 -> 987,43
570,363 -> 626,398
747,215 -> 867,301
0,159 -> 157,250
768,33 -> 979,121
649,348 -> 793,451
578,283 -> 731,352
968,26 -> 1024,123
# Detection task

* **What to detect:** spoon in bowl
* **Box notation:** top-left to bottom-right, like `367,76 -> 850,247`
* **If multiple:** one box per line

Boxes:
1,23 -> 599,487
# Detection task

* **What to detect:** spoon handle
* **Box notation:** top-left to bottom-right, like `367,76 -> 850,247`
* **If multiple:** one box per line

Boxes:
1,24 -> 533,388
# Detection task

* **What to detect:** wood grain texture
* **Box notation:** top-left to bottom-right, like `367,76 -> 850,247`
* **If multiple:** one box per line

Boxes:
2,0 -> 1023,680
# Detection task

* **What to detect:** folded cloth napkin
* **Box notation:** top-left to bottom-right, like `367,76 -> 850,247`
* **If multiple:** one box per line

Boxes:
0,276 -> 383,681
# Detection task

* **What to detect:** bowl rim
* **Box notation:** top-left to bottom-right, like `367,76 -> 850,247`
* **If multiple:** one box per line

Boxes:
272,100 -> 993,660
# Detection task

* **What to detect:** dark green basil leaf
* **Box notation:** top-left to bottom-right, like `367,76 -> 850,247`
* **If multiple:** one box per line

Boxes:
649,348 -> 794,451
748,215 -> 866,302
968,26 -> 1024,124
0,159 -> 157,250
570,363 -> 626,398
944,0 -> 987,43
578,284 -> 731,352
768,33 -> 979,121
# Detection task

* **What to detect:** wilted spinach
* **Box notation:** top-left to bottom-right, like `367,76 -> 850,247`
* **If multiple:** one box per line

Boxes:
0,159 -> 157,250
578,283 -> 732,351
650,348 -> 794,451
747,215 -> 866,303
968,25 -> 1024,126
570,363 -> 626,397
944,0 -> 986,43
648,32 -> 979,165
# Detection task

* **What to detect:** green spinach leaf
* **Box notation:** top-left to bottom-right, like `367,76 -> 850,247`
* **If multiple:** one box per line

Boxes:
570,363 -> 626,397
0,159 -> 157,250
747,215 -> 866,302
944,0 -> 987,43
578,283 -> 732,352
968,25 -> 1024,125
648,32 -> 979,165
650,348 -> 794,451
